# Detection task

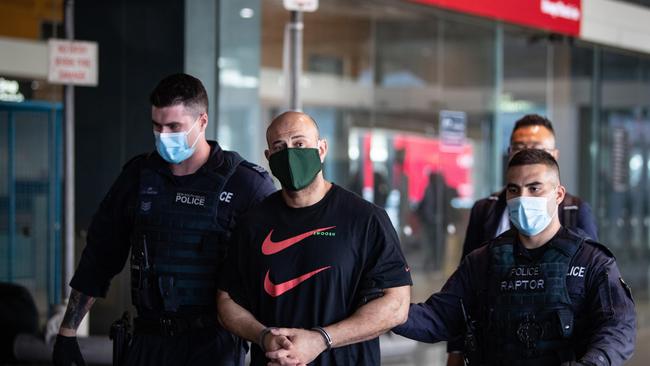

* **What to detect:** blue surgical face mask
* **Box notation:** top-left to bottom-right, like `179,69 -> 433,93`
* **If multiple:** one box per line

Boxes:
507,191 -> 558,236
154,118 -> 202,164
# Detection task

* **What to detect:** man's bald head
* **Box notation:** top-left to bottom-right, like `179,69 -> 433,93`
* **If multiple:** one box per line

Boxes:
266,111 -> 320,146
264,111 -> 328,163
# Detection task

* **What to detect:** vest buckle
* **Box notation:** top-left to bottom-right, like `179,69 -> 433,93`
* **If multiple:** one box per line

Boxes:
160,317 -> 176,336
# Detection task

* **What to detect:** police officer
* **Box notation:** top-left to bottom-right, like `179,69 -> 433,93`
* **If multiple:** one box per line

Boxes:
449,115 -> 600,366
51,73 -> 276,366
394,149 -> 636,366
462,114 -> 598,260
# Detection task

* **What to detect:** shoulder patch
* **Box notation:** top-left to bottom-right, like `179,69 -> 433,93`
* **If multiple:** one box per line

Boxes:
583,239 -> 616,259
240,160 -> 270,177
620,277 -> 633,301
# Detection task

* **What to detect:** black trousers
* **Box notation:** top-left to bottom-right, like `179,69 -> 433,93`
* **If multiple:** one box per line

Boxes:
124,327 -> 246,366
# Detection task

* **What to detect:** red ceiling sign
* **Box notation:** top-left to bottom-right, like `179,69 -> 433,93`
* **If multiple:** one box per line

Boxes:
411,0 -> 581,36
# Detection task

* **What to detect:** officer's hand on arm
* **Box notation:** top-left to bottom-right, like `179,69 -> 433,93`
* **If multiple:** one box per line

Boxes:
52,289 -> 96,366
326,285 -> 410,346
394,254 -> 480,344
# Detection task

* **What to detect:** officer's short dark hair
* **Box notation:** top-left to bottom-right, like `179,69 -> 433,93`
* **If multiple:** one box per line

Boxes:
149,73 -> 208,116
511,114 -> 555,141
508,149 -> 560,179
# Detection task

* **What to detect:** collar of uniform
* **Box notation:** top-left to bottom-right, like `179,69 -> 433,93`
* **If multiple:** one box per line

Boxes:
547,227 -> 580,257
514,227 -> 575,260
513,235 -> 547,261
200,140 -> 225,173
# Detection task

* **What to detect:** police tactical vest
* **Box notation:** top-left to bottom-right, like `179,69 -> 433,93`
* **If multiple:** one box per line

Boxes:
130,151 -> 243,314
482,231 -> 582,365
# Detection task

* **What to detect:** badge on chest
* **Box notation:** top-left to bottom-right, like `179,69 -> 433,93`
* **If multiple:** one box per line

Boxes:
172,189 -> 219,213
175,191 -> 207,207
500,265 -> 545,292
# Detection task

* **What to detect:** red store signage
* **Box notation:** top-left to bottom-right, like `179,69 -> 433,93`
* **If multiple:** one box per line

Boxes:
411,0 -> 581,36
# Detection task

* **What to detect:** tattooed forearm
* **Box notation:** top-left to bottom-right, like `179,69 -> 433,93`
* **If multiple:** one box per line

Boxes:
61,289 -> 96,331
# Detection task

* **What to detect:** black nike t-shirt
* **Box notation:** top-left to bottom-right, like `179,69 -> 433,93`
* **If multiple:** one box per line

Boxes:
221,184 -> 412,365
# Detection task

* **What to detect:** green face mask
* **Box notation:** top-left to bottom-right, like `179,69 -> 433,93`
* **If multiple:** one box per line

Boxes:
269,147 -> 322,191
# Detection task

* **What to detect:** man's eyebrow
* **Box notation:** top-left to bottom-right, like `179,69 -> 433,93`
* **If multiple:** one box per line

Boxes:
152,120 -> 182,126
524,181 -> 543,187
272,134 -> 309,145
506,183 -> 520,189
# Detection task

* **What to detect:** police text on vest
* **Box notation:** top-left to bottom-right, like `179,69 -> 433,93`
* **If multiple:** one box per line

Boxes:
567,266 -> 586,277
501,265 -> 545,292
219,191 -> 234,203
175,192 -> 206,206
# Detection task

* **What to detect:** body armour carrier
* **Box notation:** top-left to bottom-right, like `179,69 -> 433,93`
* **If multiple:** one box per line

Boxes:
481,231 -> 582,365
130,151 -> 243,314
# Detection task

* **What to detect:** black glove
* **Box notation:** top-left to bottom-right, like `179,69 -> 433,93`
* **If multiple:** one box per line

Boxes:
52,334 -> 86,366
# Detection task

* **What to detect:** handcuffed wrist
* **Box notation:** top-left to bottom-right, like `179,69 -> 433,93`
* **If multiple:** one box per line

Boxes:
311,326 -> 332,351
258,327 -> 276,352
58,328 -> 77,337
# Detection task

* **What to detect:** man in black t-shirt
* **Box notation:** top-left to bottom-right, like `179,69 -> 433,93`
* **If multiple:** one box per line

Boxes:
217,111 -> 412,366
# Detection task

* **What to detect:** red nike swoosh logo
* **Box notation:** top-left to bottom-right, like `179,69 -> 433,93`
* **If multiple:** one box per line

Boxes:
261,226 -> 336,255
264,266 -> 331,297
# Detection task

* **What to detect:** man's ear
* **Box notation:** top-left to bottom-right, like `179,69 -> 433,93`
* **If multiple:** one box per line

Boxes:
318,138 -> 328,162
264,149 -> 270,161
556,184 -> 566,205
200,113 -> 208,131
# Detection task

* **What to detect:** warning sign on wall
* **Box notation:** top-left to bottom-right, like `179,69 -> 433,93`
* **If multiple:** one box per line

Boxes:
47,39 -> 98,86
283,0 -> 318,12
439,110 -> 467,151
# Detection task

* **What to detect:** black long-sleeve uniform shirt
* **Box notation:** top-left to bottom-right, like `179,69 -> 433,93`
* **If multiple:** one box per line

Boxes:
70,141 -> 276,297
394,228 -> 636,366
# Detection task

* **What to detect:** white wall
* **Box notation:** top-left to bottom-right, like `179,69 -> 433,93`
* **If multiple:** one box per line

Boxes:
0,37 -> 47,79
582,0 -> 650,54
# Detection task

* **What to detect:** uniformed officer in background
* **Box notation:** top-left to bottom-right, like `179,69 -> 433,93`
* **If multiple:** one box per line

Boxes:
449,115 -> 601,365
395,149 -> 635,366
52,73 -> 276,366
461,114 -> 598,260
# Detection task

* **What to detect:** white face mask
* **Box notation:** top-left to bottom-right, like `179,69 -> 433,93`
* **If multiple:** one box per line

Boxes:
507,189 -> 558,236
153,118 -> 202,164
